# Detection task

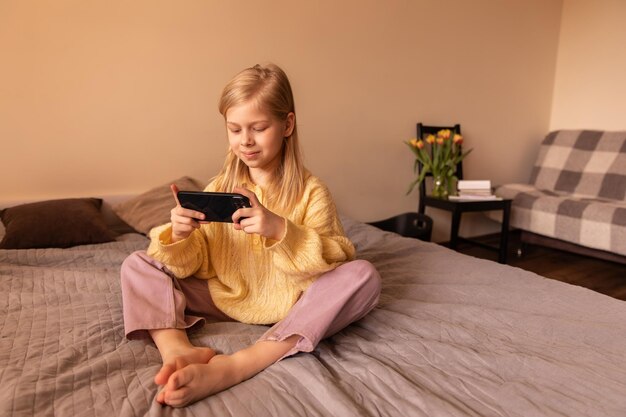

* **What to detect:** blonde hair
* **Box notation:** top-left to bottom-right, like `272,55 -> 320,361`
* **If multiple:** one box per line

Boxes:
212,64 -> 307,215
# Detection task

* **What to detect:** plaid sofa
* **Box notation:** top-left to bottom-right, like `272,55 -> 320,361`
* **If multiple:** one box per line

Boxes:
488,130 -> 626,258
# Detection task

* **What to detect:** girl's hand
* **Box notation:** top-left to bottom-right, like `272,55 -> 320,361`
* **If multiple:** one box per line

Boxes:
232,187 -> 286,241
169,184 -> 206,243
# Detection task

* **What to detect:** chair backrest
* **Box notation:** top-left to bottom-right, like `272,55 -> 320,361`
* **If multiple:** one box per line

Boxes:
416,123 -> 463,198
529,129 -> 626,201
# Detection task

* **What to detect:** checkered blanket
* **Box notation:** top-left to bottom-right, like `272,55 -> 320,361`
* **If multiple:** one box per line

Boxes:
489,130 -> 626,256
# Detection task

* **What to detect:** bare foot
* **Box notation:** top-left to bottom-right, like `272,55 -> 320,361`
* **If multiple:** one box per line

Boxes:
155,335 -> 300,407
156,354 -> 243,407
154,346 -> 216,387
156,335 -> 300,407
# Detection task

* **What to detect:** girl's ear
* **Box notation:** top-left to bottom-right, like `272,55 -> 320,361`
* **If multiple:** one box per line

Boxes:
284,112 -> 295,138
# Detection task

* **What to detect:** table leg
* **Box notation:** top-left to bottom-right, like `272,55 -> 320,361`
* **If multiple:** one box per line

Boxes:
498,202 -> 511,263
449,209 -> 461,250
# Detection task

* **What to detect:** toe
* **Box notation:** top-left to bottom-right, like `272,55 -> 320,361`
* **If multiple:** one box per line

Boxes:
165,387 -> 193,408
154,363 -> 176,386
167,367 -> 190,391
156,388 -> 166,404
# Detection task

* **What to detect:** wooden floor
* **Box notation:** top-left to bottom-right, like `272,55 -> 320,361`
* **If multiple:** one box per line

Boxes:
453,230 -> 626,301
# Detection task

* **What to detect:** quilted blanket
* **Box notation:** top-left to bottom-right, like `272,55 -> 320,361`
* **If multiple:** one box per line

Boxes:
2,219 -> 626,416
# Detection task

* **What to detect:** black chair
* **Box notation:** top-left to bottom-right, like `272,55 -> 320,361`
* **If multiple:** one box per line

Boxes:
368,212 -> 433,242
416,123 -> 512,263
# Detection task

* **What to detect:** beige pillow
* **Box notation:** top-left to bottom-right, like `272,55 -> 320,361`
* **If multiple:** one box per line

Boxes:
113,176 -> 204,235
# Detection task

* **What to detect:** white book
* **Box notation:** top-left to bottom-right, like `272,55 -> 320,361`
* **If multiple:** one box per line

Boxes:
449,194 -> 502,201
459,190 -> 493,196
457,180 -> 491,190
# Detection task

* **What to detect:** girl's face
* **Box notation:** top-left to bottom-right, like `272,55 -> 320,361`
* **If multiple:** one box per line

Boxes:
226,100 -> 294,183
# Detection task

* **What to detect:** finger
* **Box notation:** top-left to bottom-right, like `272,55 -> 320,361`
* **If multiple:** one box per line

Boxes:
170,216 -> 201,235
236,207 -> 257,223
233,187 -> 260,208
237,217 -> 257,234
171,184 -> 181,206
231,207 -> 250,225
172,222 -> 198,238
183,209 -> 206,222
172,206 -> 205,222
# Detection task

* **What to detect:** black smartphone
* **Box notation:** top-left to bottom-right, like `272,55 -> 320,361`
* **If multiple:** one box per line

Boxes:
177,191 -> 251,223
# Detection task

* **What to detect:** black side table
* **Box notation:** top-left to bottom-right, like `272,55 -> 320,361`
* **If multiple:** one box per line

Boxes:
419,196 -> 512,263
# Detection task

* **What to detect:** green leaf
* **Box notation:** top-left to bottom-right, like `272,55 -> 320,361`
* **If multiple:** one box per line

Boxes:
406,177 -> 420,195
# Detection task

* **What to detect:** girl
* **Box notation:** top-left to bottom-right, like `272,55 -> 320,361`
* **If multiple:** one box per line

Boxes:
120,63 -> 381,407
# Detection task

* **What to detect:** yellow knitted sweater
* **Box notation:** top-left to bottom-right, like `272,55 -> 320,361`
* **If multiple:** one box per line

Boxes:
147,175 -> 355,324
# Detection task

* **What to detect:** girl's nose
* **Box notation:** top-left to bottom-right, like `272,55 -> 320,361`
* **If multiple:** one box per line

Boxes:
241,129 -> 254,146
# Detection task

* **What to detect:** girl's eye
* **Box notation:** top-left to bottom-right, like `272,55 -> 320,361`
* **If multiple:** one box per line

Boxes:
253,127 -> 267,132
230,129 -> 241,134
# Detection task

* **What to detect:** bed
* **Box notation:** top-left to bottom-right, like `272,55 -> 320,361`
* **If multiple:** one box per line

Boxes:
2,179 -> 626,417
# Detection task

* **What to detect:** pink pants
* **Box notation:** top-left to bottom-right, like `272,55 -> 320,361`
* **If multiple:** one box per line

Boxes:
120,251 -> 381,358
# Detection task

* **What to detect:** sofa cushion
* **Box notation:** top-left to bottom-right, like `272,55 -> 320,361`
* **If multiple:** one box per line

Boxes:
491,184 -> 626,256
529,130 -> 626,201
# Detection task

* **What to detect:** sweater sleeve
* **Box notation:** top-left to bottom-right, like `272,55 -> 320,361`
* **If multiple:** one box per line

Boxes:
264,181 -> 355,281
146,223 -> 212,279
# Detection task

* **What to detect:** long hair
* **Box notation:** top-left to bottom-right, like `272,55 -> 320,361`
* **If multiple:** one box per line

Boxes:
212,64 -> 307,215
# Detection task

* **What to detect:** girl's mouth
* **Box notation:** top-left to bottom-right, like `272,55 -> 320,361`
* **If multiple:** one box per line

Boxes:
242,151 -> 260,159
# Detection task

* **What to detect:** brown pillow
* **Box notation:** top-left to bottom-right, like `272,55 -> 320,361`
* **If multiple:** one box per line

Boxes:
0,198 -> 116,249
112,176 -> 204,235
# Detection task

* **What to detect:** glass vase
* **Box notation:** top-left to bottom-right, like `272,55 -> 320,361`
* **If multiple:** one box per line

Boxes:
432,175 -> 448,198
432,174 -> 455,199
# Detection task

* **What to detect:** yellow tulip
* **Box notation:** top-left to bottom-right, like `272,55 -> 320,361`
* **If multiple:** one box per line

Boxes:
404,129 -> 472,196
438,129 -> 451,140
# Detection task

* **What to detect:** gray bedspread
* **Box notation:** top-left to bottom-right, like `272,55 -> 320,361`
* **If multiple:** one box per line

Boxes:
1,217 -> 626,417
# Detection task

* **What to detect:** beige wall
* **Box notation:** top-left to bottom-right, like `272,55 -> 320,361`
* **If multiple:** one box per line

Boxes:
550,0 -> 626,130
0,0 -> 563,241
